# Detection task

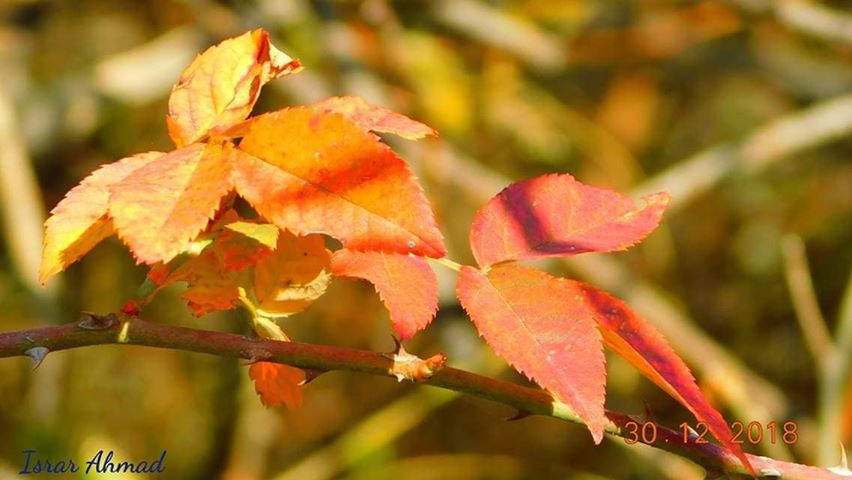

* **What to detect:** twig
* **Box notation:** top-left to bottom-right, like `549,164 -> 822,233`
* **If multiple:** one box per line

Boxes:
781,235 -> 833,371
0,314 -> 848,479
816,268 -> 852,466
728,0 -> 852,47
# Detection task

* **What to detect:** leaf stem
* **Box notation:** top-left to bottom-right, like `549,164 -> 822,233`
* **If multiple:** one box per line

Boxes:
430,257 -> 464,272
0,314 -> 846,479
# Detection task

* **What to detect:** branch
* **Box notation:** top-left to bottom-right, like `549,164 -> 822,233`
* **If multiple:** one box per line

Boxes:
0,314 -> 847,479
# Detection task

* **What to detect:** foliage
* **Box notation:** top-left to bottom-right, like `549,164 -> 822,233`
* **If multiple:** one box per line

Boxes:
38,29 -> 756,472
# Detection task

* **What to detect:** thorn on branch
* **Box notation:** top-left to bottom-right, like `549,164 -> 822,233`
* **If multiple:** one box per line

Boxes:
298,369 -> 326,385
24,347 -> 49,370
77,313 -> 117,330
828,442 -> 852,476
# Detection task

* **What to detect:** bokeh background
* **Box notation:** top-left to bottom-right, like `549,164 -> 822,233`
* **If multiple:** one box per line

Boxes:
1,1 -> 851,479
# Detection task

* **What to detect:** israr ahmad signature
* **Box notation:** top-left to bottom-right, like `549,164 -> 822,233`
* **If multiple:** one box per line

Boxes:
19,449 -> 166,475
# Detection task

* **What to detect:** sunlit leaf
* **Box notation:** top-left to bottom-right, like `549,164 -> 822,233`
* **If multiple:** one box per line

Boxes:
312,96 -> 436,140
232,107 -> 445,257
577,282 -> 753,473
166,29 -> 301,147
40,151 -> 164,283
456,264 -> 607,443
470,174 -> 669,267
109,143 -> 233,265
331,250 -> 438,340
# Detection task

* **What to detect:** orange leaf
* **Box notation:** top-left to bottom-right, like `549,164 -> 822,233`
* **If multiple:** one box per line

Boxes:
456,264 -> 607,443
166,29 -> 301,147
577,282 -> 753,474
40,151 -> 164,283
215,221 -> 279,271
168,249 -> 240,316
312,96 -> 437,140
232,107 -> 445,257
331,250 -> 438,340
253,231 -> 332,318
249,361 -> 305,408
109,142 -> 233,265
470,174 -> 669,267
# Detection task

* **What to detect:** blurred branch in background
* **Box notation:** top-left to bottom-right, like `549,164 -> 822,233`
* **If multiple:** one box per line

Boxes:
784,236 -> 852,466
730,0 -> 852,47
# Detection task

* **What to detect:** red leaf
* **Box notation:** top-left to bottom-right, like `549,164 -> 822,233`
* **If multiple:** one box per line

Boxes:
249,361 -> 305,408
40,151 -> 164,283
576,282 -> 753,474
312,96 -> 437,140
232,107 -> 445,257
469,174 -> 669,267
109,143 -> 234,264
456,264 -> 607,443
331,250 -> 438,340
166,29 -> 301,147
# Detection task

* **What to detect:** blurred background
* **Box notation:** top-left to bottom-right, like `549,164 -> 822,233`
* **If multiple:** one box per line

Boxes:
1,1 -> 851,479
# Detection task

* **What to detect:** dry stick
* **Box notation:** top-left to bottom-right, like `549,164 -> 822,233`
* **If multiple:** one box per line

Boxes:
781,235 -> 833,370
0,314 -> 847,480
816,269 -> 852,466
728,0 -> 852,47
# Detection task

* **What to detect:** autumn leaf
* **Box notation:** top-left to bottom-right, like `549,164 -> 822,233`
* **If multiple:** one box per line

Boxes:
469,174 -> 669,267
249,361 -> 305,408
331,250 -> 438,340
215,221 -> 279,271
166,29 -> 301,147
456,264 -> 607,443
109,142 -> 233,265
232,107 -> 445,257
576,282 -> 754,474
312,96 -> 437,140
167,249 -> 240,316
253,231 -> 332,318
40,151 -> 164,283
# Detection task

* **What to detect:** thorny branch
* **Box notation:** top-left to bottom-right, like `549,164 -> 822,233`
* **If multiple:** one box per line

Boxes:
0,313 -> 849,480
